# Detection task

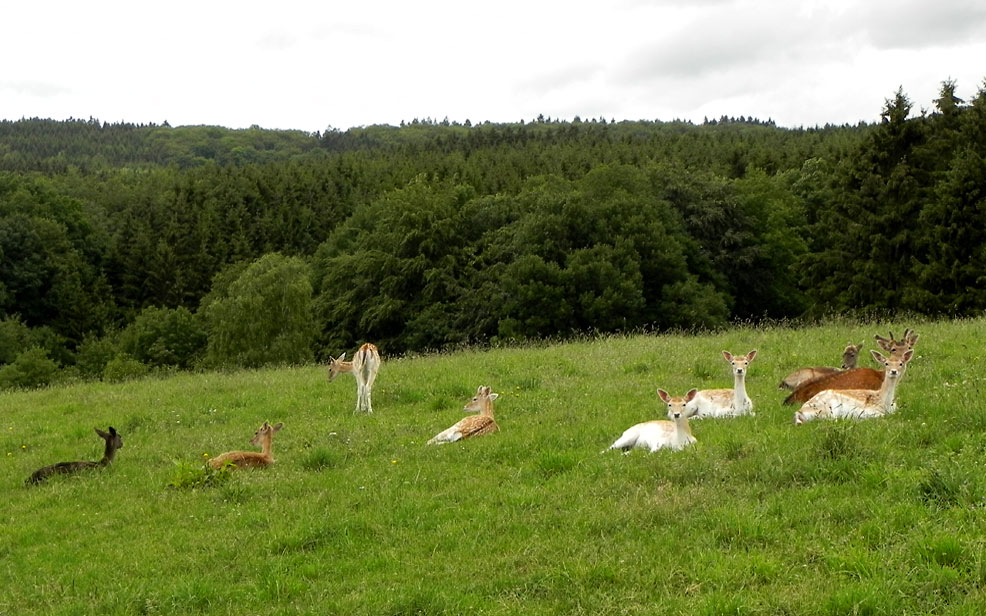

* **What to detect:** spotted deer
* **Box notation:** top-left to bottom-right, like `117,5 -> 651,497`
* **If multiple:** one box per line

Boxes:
794,350 -> 914,424
607,389 -> 699,453
327,343 -> 381,413
778,342 -> 861,391
26,427 -> 123,485
427,386 -> 499,445
687,351 -> 757,418
208,421 -> 283,469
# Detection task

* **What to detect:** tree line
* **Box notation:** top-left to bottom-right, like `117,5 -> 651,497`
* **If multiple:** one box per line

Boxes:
1,79 -> 983,388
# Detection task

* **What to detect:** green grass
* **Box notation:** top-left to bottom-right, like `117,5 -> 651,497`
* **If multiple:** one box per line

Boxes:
5,318 -> 986,615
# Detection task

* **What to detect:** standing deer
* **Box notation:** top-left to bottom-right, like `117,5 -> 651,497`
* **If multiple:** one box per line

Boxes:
607,389 -> 699,453
26,427 -> 123,485
327,343 -> 381,413
427,386 -> 499,445
784,330 -> 919,405
778,342 -> 862,390
208,421 -> 283,469
794,350 -> 914,424
687,350 -> 757,418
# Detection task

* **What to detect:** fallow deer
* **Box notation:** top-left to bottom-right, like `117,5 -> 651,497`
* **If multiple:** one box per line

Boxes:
427,386 -> 499,445
607,389 -> 699,453
26,427 -> 123,485
687,351 -> 757,418
327,343 -> 381,413
208,421 -> 283,469
778,342 -> 861,390
794,350 -> 914,424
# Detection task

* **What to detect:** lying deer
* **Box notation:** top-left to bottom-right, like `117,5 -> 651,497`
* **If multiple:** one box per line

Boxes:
427,386 -> 499,445
327,342 -> 381,413
26,427 -> 123,485
687,350 -> 757,418
794,350 -> 914,423
208,421 -> 283,469
778,342 -> 861,390
607,389 -> 699,453
784,330 -> 918,405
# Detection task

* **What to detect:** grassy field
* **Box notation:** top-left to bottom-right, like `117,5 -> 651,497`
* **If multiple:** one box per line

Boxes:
3,318 -> 986,615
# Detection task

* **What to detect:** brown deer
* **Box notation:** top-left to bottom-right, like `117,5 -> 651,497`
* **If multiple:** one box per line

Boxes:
784,330 -> 918,405
607,389 -> 699,453
208,421 -> 283,469
795,350 -> 914,423
427,386 -> 499,445
778,342 -> 862,390
26,427 -> 123,485
327,343 -> 381,413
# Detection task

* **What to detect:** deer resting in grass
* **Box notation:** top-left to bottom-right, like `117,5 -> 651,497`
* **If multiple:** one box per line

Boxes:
686,350 -> 757,418
327,342 -> 381,413
208,421 -> 283,469
26,427 -> 123,485
784,330 -> 918,405
778,342 -> 861,390
794,350 -> 913,424
427,386 -> 499,445
607,389 -> 699,453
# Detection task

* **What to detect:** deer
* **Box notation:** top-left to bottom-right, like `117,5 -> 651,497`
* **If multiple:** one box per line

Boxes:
784,329 -> 919,405
427,386 -> 499,445
778,342 -> 862,391
208,421 -> 283,469
794,349 -> 914,424
686,350 -> 757,419
327,342 -> 381,414
26,427 -> 123,485
607,389 -> 699,453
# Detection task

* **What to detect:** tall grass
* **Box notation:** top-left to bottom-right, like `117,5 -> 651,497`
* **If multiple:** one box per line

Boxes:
4,318 -> 986,614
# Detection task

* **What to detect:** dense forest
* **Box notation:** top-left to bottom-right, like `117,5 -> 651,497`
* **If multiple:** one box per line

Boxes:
1,78 -> 984,388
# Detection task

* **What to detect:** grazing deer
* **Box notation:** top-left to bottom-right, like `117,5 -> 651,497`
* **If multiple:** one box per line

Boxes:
26,427 -> 123,485
607,389 -> 699,453
427,386 -> 499,445
784,329 -> 919,405
778,342 -> 862,390
208,421 -> 283,469
327,343 -> 381,413
687,350 -> 757,418
794,350 -> 914,424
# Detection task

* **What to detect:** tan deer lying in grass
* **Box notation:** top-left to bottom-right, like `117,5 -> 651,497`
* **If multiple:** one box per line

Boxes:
328,343 -> 381,413
687,350 -> 757,418
784,329 -> 919,405
427,386 -> 499,445
794,349 -> 914,424
607,389 -> 699,453
26,427 -> 123,485
208,422 -> 283,469
778,342 -> 861,390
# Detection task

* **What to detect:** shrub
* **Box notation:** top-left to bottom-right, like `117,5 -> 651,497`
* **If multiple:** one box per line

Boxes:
0,347 -> 59,390
118,305 -> 206,369
102,354 -> 149,383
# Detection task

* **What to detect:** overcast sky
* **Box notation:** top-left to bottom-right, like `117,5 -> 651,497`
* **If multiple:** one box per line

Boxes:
3,0 -> 985,133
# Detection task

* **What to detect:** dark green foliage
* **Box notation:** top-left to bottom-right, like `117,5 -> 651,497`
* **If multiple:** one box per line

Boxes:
118,306 -> 206,369
0,347 -> 59,390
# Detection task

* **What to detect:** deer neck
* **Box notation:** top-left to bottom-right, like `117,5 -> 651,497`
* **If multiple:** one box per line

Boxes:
99,442 -> 118,466
673,416 -> 693,443
479,401 -> 495,418
732,371 -> 750,407
874,372 -> 901,410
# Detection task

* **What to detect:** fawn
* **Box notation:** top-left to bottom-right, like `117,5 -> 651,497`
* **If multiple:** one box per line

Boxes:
794,350 -> 914,424
26,427 -> 123,485
427,386 -> 499,445
209,422 -> 283,469
327,343 -> 381,413
608,389 -> 699,453
687,351 -> 757,418
778,342 -> 861,390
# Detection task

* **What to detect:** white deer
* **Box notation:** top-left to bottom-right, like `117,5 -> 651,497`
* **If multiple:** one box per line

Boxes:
607,389 -> 699,453
327,343 -> 381,413
686,350 -> 757,419
794,349 -> 914,424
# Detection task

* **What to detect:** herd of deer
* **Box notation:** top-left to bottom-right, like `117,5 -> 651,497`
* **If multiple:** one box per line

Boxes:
25,330 -> 919,483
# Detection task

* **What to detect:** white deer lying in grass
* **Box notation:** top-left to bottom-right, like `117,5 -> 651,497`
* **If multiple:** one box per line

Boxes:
607,389 -> 699,453
427,386 -> 499,445
687,350 -> 757,418
794,349 -> 914,424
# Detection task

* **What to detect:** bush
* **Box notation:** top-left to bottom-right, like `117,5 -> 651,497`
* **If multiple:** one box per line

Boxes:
74,332 -> 118,378
0,347 -> 59,390
118,305 -> 206,369
102,354 -> 149,383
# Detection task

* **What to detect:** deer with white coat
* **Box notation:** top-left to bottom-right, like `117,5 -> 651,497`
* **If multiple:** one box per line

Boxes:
687,350 -> 757,419
794,350 -> 914,424
607,389 -> 699,453
327,343 -> 381,413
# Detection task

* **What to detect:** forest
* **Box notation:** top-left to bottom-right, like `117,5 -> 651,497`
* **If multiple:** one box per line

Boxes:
1,78 -> 984,388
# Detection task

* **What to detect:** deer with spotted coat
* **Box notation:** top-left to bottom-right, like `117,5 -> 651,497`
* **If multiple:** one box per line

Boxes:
428,386 -> 499,445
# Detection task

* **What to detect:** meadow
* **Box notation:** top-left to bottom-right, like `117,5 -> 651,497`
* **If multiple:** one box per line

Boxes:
3,318 -> 986,615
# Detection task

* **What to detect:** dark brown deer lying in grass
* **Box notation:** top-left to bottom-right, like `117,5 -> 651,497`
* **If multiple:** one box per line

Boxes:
26,427 -> 123,485
783,329 -> 919,405
778,342 -> 862,391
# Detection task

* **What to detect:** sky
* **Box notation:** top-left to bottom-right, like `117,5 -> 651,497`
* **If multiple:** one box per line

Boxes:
3,0 -> 986,133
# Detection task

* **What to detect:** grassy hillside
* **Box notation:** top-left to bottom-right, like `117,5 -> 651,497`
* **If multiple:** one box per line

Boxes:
3,318 -> 986,615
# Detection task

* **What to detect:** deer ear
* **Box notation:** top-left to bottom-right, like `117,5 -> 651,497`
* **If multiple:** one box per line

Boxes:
685,388 -> 698,402
272,422 -> 284,432
657,389 -> 671,403
747,350 -> 757,361
95,428 -> 108,438
488,393 -> 499,401
902,350 -> 914,363
870,349 -> 887,364
722,351 -> 733,361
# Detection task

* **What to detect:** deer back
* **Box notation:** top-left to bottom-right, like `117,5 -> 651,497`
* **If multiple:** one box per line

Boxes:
783,367 -> 884,405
